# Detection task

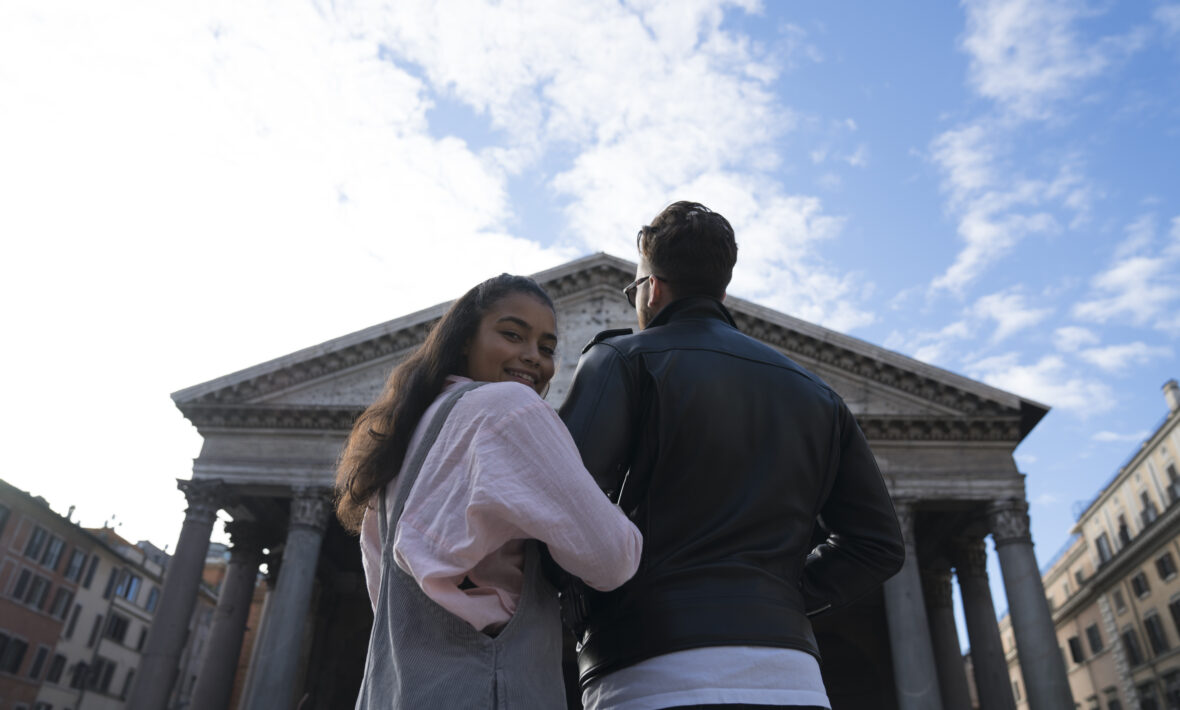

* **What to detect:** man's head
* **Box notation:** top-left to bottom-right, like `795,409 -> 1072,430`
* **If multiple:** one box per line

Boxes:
632,201 -> 738,328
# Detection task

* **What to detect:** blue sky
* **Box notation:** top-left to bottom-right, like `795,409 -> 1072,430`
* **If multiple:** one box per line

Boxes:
1,0 -> 1178,643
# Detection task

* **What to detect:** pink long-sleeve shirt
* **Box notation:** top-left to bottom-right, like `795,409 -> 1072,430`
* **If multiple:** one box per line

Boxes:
360,376 -> 643,632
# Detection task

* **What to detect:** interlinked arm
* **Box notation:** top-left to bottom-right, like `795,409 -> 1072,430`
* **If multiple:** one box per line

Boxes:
558,342 -> 640,501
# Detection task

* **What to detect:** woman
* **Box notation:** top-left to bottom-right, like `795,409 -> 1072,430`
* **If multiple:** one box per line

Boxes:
336,273 -> 642,709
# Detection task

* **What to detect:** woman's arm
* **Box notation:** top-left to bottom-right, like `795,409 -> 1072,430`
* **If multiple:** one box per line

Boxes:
469,390 -> 643,591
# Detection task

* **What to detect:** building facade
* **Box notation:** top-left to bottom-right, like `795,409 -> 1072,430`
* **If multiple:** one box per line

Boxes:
0,479 -> 215,710
1004,379 -> 1180,710
129,253 -> 1077,710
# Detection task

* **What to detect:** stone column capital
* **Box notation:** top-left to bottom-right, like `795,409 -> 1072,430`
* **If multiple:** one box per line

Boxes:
177,478 -> 228,526
988,499 -> 1032,548
225,521 -> 269,563
921,567 -> 954,609
289,487 -> 333,533
953,536 -> 989,578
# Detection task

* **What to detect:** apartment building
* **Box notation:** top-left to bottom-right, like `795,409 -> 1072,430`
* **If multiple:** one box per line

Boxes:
1,479 -> 217,710
1004,379 -> 1180,710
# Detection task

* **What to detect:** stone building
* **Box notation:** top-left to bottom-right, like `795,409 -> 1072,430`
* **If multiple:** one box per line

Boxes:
1002,379 -> 1180,710
129,253 -> 1076,710
0,478 -> 215,710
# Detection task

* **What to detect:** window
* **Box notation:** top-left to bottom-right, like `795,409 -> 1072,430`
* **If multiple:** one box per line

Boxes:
87,656 -> 116,693
65,603 -> 81,638
104,613 -> 130,644
1165,671 -> 1180,710
121,669 -> 135,700
1146,614 -> 1171,654
1097,533 -> 1114,563
1115,589 -> 1128,613
1167,463 -> 1180,504
40,536 -> 64,570
23,574 -> 52,610
145,586 -> 160,613
1133,572 -> 1152,598
1124,628 -> 1146,666
1159,553 -> 1178,580
28,646 -> 48,679
1069,635 -> 1085,663
49,588 -> 73,620
1140,681 -> 1160,710
116,573 -> 141,603
83,556 -> 99,588
0,503 -> 10,538
103,569 -> 118,599
1142,492 -> 1159,527
1118,514 -> 1132,546
137,628 -> 147,651
1087,623 -> 1104,654
0,635 -> 29,673
1076,569 -> 1086,586
87,614 -> 104,648
24,526 -> 48,559
11,568 -> 31,599
34,703 -> 53,710
46,653 -> 66,683
69,662 -> 88,689
64,549 -> 87,581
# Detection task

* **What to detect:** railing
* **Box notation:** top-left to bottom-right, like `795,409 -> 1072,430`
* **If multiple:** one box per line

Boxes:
1073,410 -> 1174,522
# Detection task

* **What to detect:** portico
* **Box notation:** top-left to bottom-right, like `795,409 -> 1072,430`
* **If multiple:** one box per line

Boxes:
129,252 -> 1072,710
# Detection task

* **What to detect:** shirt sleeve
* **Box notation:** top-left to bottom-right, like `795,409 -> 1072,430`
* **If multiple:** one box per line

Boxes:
468,392 -> 643,592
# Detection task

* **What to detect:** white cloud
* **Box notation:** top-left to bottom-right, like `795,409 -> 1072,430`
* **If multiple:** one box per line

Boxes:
1157,5 -> 1180,37
928,122 -> 1086,293
971,289 -> 1053,342
1092,430 -> 1150,443
1053,326 -> 1099,352
960,0 -> 1144,119
1034,493 -> 1059,505
1078,342 -> 1174,373
1073,215 -> 1180,330
965,353 -> 1115,414
887,320 -> 973,367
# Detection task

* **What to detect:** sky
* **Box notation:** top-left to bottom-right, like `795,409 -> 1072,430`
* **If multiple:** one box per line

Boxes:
2,0 -> 1178,645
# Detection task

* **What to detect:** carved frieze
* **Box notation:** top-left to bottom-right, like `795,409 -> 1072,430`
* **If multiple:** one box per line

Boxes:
988,500 -> 1032,548
179,404 -> 362,430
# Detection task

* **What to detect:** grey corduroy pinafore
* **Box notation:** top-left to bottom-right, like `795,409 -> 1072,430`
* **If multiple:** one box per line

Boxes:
355,382 -> 566,709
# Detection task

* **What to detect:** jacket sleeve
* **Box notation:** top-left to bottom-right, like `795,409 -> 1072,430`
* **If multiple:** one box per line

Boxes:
801,399 -> 905,615
558,343 -> 638,500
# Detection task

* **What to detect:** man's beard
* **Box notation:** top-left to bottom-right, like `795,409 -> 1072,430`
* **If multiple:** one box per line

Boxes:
637,300 -> 654,329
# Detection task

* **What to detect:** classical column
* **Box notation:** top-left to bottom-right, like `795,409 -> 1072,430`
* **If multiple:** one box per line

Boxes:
189,521 -> 267,710
954,537 -> 1016,710
127,479 -> 225,710
883,501 -> 943,710
989,500 -> 1074,710
241,488 -> 332,710
922,567 -> 973,710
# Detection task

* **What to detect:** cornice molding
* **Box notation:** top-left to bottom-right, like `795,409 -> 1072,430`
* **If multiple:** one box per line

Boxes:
179,402 -> 1024,442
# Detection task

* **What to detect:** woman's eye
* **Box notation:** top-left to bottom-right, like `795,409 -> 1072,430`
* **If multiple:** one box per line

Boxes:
540,346 -> 556,356
500,330 -> 522,341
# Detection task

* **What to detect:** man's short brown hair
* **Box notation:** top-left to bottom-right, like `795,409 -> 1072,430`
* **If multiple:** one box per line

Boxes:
637,201 -> 738,299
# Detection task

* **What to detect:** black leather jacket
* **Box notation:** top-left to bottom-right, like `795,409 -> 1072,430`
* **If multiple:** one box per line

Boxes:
559,296 -> 904,684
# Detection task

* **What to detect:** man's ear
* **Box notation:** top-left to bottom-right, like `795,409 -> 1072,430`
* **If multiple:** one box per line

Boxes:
720,290 -> 727,302
648,276 -> 666,308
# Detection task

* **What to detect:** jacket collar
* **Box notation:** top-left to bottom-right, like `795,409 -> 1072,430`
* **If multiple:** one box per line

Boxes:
647,295 -> 737,329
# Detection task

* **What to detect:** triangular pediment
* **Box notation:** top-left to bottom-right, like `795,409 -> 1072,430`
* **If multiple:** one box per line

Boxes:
173,253 -> 1047,441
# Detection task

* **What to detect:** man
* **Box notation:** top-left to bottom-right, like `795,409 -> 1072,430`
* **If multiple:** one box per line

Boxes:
559,201 -> 905,710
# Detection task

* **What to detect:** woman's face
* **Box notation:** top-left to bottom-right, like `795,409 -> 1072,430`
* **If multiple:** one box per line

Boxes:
464,292 -> 557,395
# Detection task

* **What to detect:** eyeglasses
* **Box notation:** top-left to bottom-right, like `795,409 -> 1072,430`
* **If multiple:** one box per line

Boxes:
623,275 -> 657,307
